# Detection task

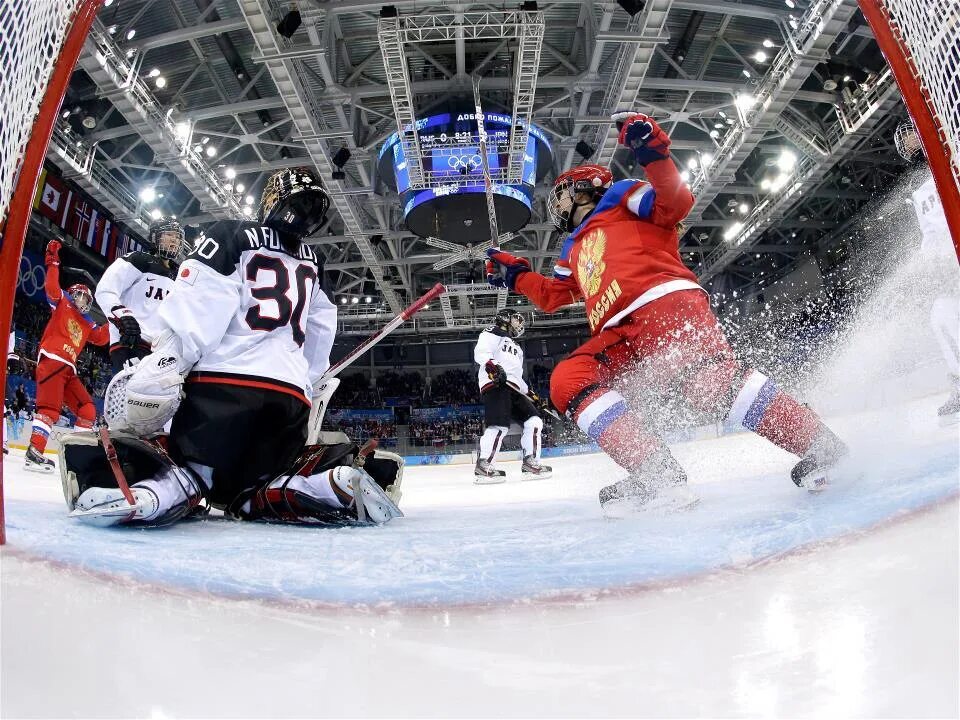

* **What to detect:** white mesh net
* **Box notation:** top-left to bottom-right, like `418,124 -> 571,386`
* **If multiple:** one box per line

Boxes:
880,0 -> 960,191
0,0 -> 82,226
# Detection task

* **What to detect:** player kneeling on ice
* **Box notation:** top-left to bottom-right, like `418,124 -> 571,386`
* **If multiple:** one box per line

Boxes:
486,112 -> 847,516
473,309 -> 551,482
63,168 -> 402,526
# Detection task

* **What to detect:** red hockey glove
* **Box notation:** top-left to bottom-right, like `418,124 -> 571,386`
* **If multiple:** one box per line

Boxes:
486,248 -> 531,291
45,239 -> 62,267
485,360 -> 508,387
612,112 -> 671,166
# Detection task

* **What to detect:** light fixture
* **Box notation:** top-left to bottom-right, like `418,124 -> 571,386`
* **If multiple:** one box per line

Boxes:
364,296 -> 372,304
201,136 -> 210,144
762,38 -> 774,48
126,48 -> 135,59
139,187 -> 156,202
193,144 -> 202,153
742,69 -> 751,78
82,115 -> 96,129
735,93 -> 755,111
760,177 -> 771,191
205,145 -> 216,157
575,140 -> 595,159
175,122 -> 190,140
739,202 -> 749,214
148,68 -> 160,78
61,109 -> 70,119
789,18 -> 798,29
107,25 -> 117,34
710,129 -> 719,138
225,167 -> 236,179
776,149 -> 797,171
126,29 -> 136,40
424,305 -> 430,310
702,152 -> 714,165
723,222 -> 744,241
340,298 -> 347,305
235,183 -> 245,193
785,0 -> 795,7
224,183 -> 233,193
104,0 -> 114,5
276,10 -> 302,39
686,157 -> 698,169
753,51 -> 768,63
718,110 -> 727,119
150,208 -> 162,220
245,195 -> 254,205
679,170 -> 690,182
242,206 -> 254,217
351,297 -> 359,304
154,76 -> 166,89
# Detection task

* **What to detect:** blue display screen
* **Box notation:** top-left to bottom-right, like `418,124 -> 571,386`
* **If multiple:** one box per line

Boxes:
429,146 -> 500,176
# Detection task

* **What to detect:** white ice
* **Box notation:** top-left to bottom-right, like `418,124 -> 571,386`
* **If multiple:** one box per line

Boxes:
1,392 -> 957,717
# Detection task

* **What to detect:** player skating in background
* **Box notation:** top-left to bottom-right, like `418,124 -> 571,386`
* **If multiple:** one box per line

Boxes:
895,123 -> 960,423
473,309 -> 551,482
95,218 -> 184,374
487,112 -> 847,516
24,239 -> 109,473
70,168 -> 400,526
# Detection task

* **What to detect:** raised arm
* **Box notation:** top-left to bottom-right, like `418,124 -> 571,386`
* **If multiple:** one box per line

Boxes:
486,248 -> 583,314
43,240 -> 63,304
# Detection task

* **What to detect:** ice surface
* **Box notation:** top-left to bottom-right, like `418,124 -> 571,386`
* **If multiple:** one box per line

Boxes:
1,393 -> 958,716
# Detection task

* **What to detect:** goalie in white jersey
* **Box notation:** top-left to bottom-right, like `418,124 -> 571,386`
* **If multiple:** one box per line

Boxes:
897,123 -> 960,422
473,310 -> 551,482
95,218 -> 183,373
67,168 -> 402,526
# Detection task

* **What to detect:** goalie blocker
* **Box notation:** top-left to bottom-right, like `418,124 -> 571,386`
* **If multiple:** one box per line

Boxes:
60,429 -> 404,527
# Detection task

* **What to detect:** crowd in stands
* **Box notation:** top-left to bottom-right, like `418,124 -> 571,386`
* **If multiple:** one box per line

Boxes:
409,415 -> 484,448
325,415 -> 398,448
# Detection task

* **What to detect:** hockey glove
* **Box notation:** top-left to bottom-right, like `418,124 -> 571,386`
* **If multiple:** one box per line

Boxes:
485,360 -> 508,387
45,239 -> 61,267
485,248 -> 531,291
111,308 -> 142,348
612,112 -> 671,166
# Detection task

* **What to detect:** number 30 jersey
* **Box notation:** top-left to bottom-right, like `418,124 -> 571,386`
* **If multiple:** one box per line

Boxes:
156,220 -> 337,405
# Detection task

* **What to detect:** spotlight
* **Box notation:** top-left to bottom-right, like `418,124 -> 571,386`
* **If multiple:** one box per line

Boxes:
364,296 -> 372,303
126,29 -> 136,40
154,76 -> 166,89
139,187 -> 156,202
148,68 -> 160,78
616,0 -> 646,15
575,140 -> 595,159
351,297 -> 359,304
276,10 -> 302,39
149,208 -> 162,220
332,169 -> 346,181
340,297 -> 348,305
235,183 -> 245,192
332,146 -> 351,167
205,145 -> 216,158
245,195 -> 254,205
225,167 -> 237,179
242,206 -> 254,217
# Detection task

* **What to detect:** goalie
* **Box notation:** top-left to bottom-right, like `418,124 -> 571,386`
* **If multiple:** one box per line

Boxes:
63,168 -> 402,526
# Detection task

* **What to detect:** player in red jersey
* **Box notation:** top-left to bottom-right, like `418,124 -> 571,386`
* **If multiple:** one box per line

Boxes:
486,112 -> 847,515
24,239 -> 109,472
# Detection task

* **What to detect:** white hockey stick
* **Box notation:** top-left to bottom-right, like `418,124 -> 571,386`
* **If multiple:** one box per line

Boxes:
306,282 -> 446,443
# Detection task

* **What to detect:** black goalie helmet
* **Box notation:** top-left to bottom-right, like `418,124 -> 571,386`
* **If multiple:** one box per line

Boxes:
494,309 -> 526,338
258,167 -> 330,238
148,218 -> 185,262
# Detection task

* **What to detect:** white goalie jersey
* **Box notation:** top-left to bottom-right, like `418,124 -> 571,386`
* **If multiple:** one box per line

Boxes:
474,328 -> 527,394
156,220 -> 337,403
912,174 -> 954,259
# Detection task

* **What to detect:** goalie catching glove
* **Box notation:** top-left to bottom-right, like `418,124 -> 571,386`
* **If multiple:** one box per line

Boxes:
104,330 -> 189,436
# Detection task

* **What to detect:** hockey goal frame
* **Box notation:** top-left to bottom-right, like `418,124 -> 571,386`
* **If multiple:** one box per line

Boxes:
857,0 -> 960,262
0,0 -> 104,545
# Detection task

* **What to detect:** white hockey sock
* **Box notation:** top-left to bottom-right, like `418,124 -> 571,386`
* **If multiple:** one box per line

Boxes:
479,426 -> 508,464
521,416 -> 543,460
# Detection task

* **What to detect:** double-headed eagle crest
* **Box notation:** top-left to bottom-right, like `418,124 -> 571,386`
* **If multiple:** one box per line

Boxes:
577,230 -> 607,298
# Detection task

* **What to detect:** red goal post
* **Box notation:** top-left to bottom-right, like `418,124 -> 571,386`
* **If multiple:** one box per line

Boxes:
857,0 -> 960,262
0,0 -> 104,545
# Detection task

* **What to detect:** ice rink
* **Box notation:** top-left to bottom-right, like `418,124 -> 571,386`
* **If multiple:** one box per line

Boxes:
1,394 -> 957,718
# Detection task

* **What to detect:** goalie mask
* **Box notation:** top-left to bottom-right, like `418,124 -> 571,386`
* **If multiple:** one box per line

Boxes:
258,167 -> 330,238
894,121 -> 925,162
494,309 -> 526,338
67,284 -> 93,313
149,218 -> 185,262
548,164 -> 613,233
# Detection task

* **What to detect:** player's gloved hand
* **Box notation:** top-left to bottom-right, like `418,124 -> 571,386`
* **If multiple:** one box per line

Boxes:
486,248 -> 531,291
485,360 -> 508,387
45,239 -> 61,267
612,112 -> 671,166
111,307 -> 142,348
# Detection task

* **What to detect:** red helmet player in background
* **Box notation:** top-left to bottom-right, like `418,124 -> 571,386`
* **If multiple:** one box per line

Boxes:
487,112 -> 847,515
23,239 -> 109,473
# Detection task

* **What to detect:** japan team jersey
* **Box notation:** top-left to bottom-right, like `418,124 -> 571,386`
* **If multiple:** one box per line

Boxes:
156,220 -> 336,404
912,174 -> 954,259
474,328 -> 528,394
517,158 -> 702,334
95,251 -> 177,347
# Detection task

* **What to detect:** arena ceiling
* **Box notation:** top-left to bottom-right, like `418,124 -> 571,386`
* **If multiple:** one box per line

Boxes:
50,0 -> 909,336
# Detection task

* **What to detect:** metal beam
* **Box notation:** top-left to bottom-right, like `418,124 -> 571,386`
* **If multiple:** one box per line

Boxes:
130,18 -> 247,51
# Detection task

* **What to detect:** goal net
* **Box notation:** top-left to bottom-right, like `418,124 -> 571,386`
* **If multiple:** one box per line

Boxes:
858,0 -> 960,260
0,0 -> 84,225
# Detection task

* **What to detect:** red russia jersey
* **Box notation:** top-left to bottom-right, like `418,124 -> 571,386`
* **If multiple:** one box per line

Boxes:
39,267 -> 109,369
517,158 -> 702,334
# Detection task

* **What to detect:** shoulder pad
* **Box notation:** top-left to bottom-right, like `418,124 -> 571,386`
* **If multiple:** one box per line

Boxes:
187,220 -> 250,275
122,251 -> 172,276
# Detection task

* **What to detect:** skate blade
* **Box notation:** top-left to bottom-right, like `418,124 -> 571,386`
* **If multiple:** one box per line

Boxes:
23,462 -> 55,474
474,475 -> 507,485
602,487 -> 700,518
800,473 -> 829,493
521,471 -> 552,481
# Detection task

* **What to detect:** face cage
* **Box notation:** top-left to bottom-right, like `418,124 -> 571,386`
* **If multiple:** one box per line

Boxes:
70,288 -> 92,313
155,230 -> 184,261
547,180 -> 576,233
509,314 -> 526,338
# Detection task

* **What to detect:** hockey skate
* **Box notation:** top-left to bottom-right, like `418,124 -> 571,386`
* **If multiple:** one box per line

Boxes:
70,486 -> 159,526
521,455 -> 552,480
791,429 -> 848,492
937,377 -> 960,426
474,459 -> 506,484
23,445 -> 55,474
599,450 -> 698,518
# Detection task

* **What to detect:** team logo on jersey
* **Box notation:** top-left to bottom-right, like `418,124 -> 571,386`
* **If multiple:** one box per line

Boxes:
66,318 -> 83,347
577,230 -> 607,298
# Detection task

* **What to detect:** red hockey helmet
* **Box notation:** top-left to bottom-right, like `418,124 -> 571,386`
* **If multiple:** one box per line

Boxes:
67,283 -> 93,313
549,164 -> 614,233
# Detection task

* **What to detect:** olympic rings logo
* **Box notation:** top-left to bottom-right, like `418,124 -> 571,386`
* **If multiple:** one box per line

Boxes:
446,153 -> 483,171
17,255 -> 46,298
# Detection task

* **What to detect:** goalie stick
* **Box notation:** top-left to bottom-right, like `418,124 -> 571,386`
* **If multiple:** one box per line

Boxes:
306,282 -> 447,443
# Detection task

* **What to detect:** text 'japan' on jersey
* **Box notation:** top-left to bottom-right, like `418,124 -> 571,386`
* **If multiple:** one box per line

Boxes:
157,220 -> 337,403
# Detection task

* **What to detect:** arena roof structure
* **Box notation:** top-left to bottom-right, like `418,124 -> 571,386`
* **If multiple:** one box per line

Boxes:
50,0 -> 909,335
